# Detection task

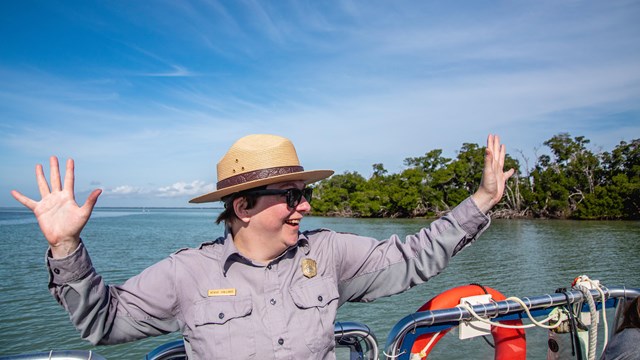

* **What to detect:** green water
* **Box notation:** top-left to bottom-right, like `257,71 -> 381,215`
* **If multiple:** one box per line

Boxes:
1,208 -> 638,359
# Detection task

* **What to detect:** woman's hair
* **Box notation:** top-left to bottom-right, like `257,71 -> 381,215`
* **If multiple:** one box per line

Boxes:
215,186 -> 267,225
616,296 -> 640,333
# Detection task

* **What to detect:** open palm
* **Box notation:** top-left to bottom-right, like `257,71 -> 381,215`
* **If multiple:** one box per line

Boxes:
472,134 -> 515,213
11,157 -> 101,258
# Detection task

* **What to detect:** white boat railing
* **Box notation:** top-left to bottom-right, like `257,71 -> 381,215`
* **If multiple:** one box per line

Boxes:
383,286 -> 640,360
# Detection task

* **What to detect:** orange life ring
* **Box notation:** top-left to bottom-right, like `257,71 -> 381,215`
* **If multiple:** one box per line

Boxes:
410,284 -> 527,359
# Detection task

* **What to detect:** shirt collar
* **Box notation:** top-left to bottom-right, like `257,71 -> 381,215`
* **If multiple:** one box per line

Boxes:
221,232 -> 311,276
297,233 -> 311,256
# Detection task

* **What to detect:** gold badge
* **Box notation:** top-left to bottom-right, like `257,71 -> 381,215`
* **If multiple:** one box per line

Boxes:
301,258 -> 317,278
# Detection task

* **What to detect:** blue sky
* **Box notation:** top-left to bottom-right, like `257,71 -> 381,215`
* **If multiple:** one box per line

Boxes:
2,1 -> 639,207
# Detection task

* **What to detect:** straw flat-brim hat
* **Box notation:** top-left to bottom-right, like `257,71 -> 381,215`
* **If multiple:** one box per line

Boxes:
189,134 -> 334,203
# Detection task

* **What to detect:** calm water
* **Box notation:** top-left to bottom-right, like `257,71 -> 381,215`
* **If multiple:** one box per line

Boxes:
0,207 -> 638,359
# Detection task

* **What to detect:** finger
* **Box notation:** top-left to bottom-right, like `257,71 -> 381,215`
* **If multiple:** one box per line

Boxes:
64,158 -> 75,197
10,190 -> 38,210
486,134 -> 494,153
50,156 -> 62,192
504,168 -> 515,180
493,135 -> 501,162
485,135 -> 496,170
499,144 -> 507,169
35,164 -> 51,197
82,189 -> 102,213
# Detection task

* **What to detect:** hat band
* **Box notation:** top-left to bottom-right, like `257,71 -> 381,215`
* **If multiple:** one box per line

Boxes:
217,166 -> 305,190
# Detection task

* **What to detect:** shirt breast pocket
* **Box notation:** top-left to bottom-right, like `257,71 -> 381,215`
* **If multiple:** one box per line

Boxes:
289,276 -> 339,353
193,295 -> 254,359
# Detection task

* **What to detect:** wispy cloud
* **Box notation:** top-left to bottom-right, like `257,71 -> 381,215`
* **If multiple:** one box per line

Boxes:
142,65 -> 195,77
109,185 -> 144,196
102,181 -> 214,199
156,180 -> 215,198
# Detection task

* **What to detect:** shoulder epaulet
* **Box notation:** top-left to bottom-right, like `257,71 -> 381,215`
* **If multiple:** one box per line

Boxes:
336,231 -> 358,236
303,228 -> 332,236
172,240 -> 221,255
173,247 -> 191,255
198,240 -> 220,249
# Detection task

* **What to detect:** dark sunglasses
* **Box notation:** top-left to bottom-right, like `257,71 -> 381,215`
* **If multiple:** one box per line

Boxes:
242,187 -> 313,208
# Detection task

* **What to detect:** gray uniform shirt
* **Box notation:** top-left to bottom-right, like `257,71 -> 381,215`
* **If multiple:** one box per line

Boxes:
600,329 -> 640,360
47,197 -> 489,359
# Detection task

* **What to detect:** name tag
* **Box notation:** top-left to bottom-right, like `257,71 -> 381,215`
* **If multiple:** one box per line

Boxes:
208,288 -> 237,297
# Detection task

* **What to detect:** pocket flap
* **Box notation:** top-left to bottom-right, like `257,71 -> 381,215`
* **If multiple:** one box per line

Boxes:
290,277 -> 339,309
194,295 -> 252,326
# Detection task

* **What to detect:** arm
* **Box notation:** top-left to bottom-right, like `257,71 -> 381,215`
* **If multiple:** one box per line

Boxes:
335,197 -> 488,304
48,243 -> 181,344
335,134 -> 514,303
13,157 -> 179,343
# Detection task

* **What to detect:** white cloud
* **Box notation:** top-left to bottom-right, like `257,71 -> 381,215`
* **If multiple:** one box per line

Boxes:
108,185 -> 144,195
101,180 -> 216,201
142,65 -> 195,77
156,180 -> 215,198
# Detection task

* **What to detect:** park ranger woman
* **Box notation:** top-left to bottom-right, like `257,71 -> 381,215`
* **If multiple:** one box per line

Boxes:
12,133 -> 513,359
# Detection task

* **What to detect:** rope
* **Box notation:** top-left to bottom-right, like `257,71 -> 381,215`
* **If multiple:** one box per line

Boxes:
405,277 -> 609,360
468,283 -> 496,349
457,298 -> 564,330
382,349 -> 406,359
573,275 -> 609,360
481,335 -> 496,349
588,280 -> 608,350
414,331 -> 441,358
575,285 -> 597,360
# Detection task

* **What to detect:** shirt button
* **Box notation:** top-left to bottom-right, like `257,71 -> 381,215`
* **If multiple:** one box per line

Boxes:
267,264 -> 272,270
278,338 -> 284,345
218,313 -> 225,319
317,295 -> 323,302
270,299 -> 276,305
53,268 -> 60,274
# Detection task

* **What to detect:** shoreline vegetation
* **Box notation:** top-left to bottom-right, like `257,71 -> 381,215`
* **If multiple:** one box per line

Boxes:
310,133 -> 639,220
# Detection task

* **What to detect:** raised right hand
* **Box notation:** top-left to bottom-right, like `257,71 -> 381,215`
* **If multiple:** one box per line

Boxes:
471,134 -> 515,213
11,156 -> 102,258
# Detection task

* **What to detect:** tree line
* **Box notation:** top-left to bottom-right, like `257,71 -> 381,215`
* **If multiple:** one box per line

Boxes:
311,133 -> 639,220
